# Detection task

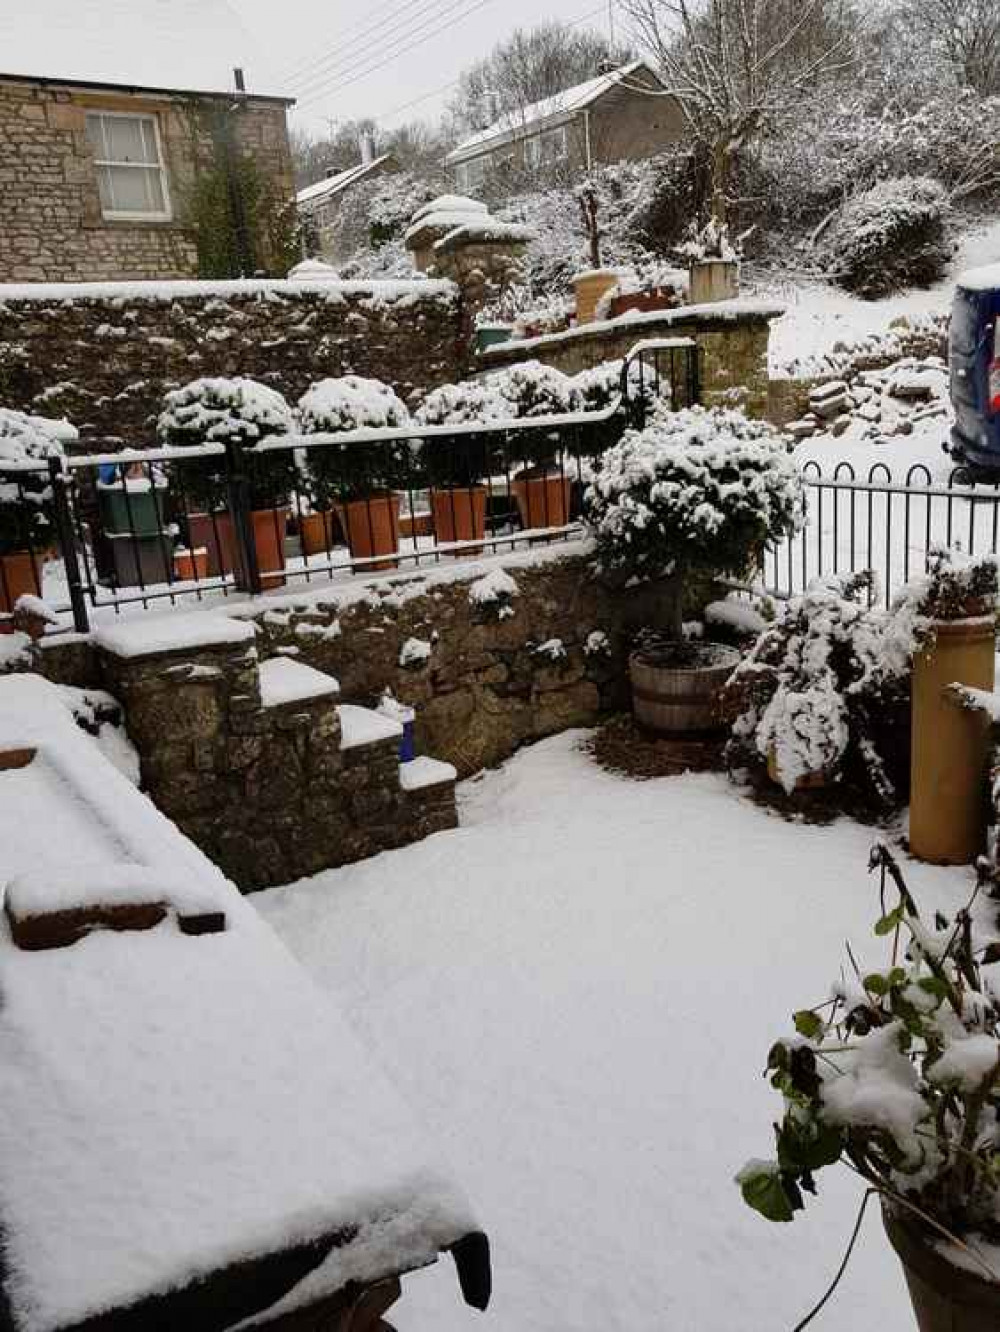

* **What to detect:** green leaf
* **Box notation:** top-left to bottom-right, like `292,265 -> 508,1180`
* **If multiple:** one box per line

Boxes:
875,905 -> 904,936
738,1164 -> 797,1223
864,973 -> 889,996
917,976 -> 949,1000
793,1010 -> 823,1038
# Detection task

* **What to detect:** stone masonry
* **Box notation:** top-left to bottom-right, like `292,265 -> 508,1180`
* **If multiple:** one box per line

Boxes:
479,300 -> 782,418
0,278 -> 465,444
0,78 -> 294,283
97,629 -> 457,892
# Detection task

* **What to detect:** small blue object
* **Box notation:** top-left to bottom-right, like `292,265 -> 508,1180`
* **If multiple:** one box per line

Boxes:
400,718 -> 416,763
97,463 -> 119,485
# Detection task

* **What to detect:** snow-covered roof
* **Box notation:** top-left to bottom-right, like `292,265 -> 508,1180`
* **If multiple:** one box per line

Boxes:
0,0 -> 291,102
447,60 -> 661,164
0,674 -> 483,1331
297,154 -> 396,209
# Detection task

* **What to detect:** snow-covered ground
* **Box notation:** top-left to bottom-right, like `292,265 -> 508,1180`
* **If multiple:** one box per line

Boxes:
258,731 -> 974,1332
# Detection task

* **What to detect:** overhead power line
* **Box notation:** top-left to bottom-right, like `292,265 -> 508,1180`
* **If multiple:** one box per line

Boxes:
278,0 -> 440,85
295,0 -> 498,110
284,0 -> 459,95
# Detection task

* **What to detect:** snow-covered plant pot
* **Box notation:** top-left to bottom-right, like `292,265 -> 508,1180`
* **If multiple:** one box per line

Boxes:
677,219 -> 739,304
414,385 -> 506,556
297,376 -> 412,571
905,550 -> 999,866
739,843 -> 1000,1332
0,410 -> 74,626
157,378 -> 296,586
486,361 -> 576,531
585,406 -> 803,734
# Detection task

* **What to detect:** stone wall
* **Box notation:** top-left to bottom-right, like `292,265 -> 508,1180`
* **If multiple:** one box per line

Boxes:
0,277 -> 465,443
243,548 -> 692,777
0,78 -> 294,284
98,632 -> 457,891
478,300 -> 782,418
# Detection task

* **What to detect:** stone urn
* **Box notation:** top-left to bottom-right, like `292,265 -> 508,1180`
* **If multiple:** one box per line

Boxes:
689,258 -> 739,305
573,269 -> 620,325
883,1203 -> 1000,1332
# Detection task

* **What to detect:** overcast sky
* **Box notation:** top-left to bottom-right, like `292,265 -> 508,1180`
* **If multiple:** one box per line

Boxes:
230,0 -> 620,136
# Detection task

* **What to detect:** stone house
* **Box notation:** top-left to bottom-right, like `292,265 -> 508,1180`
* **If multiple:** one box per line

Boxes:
296,150 -> 400,263
0,0 -> 296,283
446,60 -> 685,194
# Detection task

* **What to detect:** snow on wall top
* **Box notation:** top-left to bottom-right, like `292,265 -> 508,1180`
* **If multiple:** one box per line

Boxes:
0,675 -> 477,1331
94,611 -> 257,658
0,0 -> 288,101
0,276 -> 456,306
447,60 -> 658,163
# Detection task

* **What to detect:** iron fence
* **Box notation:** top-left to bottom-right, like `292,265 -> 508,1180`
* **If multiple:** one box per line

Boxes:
761,461 -> 1000,607
0,337 -> 703,634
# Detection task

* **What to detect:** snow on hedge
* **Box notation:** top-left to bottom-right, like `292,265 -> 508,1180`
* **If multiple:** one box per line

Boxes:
297,376 -> 411,433
584,407 -> 804,583
157,378 -> 295,447
0,409 -> 75,467
415,381 -> 510,427
822,176 -> 952,299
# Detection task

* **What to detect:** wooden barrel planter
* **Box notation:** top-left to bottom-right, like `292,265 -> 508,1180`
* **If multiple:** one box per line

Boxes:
629,646 -> 740,735
883,1204 -> 1000,1332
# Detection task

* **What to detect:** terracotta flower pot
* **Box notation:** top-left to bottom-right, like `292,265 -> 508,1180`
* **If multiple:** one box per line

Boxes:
187,511 -> 231,576
629,646 -> 740,735
0,551 -> 42,634
883,1203 -> 1000,1332
247,508 -> 288,591
512,473 -> 572,533
173,547 -> 208,582
336,494 -> 400,572
299,510 -> 339,557
431,486 -> 488,555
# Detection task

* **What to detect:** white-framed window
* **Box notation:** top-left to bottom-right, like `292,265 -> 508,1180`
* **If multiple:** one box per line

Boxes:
456,157 -> 486,193
525,125 -> 568,170
84,111 -> 172,222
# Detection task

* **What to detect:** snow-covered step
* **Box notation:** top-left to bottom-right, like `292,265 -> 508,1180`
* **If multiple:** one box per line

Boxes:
400,756 -> 457,791
258,656 -> 340,709
338,703 -> 403,751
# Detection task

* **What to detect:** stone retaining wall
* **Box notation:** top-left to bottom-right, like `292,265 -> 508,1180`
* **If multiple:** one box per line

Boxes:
0,277 -> 465,444
479,300 -> 782,418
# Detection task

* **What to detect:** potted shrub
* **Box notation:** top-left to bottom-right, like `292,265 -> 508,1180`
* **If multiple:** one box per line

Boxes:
583,406 -> 804,734
726,570 -> 912,805
488,361 -> 576,532
678,217 -> 739,305
738,842 -> 1000,1332
157,377 -> 296,590
297,376 -> 413,572
415,382 -> 508,554
0,410 -> 75,629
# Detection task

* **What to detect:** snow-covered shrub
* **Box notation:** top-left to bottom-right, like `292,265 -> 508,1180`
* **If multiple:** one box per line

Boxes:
570,362 -> 623,412
727,572 -> 911,804
296,375 -> 413,504
822,176 -> 952,299
415,382 -> 510,427
487,360 -> 574,419
739,843 -> 1000,1246
0,410 -> 75,555
584,407 -> 804,642
157,377 -> 295,510
414,381 -> 509,489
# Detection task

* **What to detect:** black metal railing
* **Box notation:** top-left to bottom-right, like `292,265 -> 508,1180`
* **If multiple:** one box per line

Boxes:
761,462 -> 1000,607
0,338 -> 704,635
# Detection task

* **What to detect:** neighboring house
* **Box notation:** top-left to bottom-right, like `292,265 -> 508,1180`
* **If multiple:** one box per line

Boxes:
296,150 -> 399,262
0,0 -> 295,283
446,60 -> 685,193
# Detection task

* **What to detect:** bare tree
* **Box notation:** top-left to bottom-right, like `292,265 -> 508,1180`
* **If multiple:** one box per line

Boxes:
898,0 -> 1000,94
623,0 -> 858,222
448,21 -> 632,135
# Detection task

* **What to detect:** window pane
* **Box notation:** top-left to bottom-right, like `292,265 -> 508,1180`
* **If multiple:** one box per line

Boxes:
143,166 -> 166,212
85,113 -> 109,159
106,164 -> 150,212
95,163 -> 114,212
138,118 -> 160,165
106,116 -> 147,164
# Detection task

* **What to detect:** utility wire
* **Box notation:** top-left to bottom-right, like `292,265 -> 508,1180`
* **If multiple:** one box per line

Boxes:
296,0 -> 497,110
278,0 -> 444,84
284,0 -> 460,95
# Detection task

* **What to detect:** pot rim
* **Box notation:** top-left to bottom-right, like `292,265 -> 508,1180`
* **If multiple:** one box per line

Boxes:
882,1200 -> 1000,1308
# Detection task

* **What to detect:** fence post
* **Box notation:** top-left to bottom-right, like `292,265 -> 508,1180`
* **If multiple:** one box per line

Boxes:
47,457 -> 90,635
224,438 -> 262,595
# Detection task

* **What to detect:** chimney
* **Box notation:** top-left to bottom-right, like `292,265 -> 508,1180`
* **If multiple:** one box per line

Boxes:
233,66 -> 246,93
359,132 -> 374,165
